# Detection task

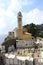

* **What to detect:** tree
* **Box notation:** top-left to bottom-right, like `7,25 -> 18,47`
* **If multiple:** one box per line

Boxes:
38,31 -> 43,38
29,23 -> 38,38
23,23 -> 43,38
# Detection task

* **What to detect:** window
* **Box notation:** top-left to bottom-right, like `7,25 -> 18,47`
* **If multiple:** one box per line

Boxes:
9,32 -> 12,35
18,18 -> 21,21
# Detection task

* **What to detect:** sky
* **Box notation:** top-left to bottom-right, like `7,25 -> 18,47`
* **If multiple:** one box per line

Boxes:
0,0 -> 43,34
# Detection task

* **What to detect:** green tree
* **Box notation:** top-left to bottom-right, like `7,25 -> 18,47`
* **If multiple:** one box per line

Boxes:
29,23 -> 38,38
23,23 -> 43,38
38,31 -> 43,38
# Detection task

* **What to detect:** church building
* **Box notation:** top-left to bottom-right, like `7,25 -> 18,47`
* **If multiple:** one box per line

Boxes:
17,11 -> 32,40
7,11 -> 32,40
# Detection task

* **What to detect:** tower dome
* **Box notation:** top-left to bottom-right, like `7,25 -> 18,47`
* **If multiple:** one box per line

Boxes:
18,11 -> 22,17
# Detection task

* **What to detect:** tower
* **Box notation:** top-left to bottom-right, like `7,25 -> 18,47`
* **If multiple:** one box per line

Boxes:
17,11 -> 32,40
17,11 -> 23,39
17,11 -> 22,29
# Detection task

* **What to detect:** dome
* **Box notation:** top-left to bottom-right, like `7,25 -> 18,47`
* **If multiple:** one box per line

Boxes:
18,11 -> 22,17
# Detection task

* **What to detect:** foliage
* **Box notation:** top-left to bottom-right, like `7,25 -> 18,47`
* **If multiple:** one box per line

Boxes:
24,23 -> 38,38
23,23 -> 43,38
38,31 -> 43,38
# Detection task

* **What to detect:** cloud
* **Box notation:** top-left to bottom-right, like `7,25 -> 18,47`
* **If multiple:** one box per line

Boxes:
0,17 -> 6,34
22,0 -> 33,6
0,2 -> 5,8
0,0 -> 22,34
0,0 -> 43,34
23,8 -> 43,25
6,0 -> 22,17
0,8 -> 5,15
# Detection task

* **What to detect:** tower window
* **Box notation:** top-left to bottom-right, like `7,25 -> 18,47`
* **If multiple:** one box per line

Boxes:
9,32 -> 12,35
18,18 -> 21,21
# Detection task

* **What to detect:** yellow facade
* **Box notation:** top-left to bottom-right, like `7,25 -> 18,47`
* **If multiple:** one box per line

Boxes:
18,11 -> 32,40
18,29 -> 23,39
23,34 -> 32,39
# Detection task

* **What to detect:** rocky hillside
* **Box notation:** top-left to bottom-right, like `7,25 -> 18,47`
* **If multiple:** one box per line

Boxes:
2,39 -> 16,52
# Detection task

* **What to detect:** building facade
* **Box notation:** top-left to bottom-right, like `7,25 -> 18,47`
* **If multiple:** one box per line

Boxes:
6,11 -> 32,40
17,11 -> 32,40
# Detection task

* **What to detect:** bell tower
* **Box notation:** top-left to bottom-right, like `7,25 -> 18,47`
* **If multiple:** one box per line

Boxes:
17,11 -> 23,39
17,11 -> 22,29
17,11 -> 32,40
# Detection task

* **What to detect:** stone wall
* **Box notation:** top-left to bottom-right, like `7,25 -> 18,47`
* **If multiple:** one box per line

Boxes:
16,39 -> 34,48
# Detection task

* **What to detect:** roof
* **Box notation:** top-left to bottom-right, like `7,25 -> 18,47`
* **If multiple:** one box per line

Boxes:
18,11 -> 22,17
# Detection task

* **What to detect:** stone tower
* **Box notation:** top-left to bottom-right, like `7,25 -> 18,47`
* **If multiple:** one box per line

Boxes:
17,11 -> 32,40
17,11 -> 22,29
17,11 -> 23,39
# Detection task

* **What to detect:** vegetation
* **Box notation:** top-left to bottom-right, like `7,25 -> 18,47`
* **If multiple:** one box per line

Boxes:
23,23 -> 43,38
38,31 -> 43,38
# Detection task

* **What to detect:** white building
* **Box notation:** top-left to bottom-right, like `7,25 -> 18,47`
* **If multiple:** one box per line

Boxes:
8,30 -> 15,39
14,28 -> 18,38
36,38 -> 43,47
5,53 -> 43,65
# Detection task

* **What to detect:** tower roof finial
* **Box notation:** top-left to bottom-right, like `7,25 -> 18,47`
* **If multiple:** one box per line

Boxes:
18,11 -> 22,17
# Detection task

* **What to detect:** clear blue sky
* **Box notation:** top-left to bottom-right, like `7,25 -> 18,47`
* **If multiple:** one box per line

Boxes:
0,0 -> 43,34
